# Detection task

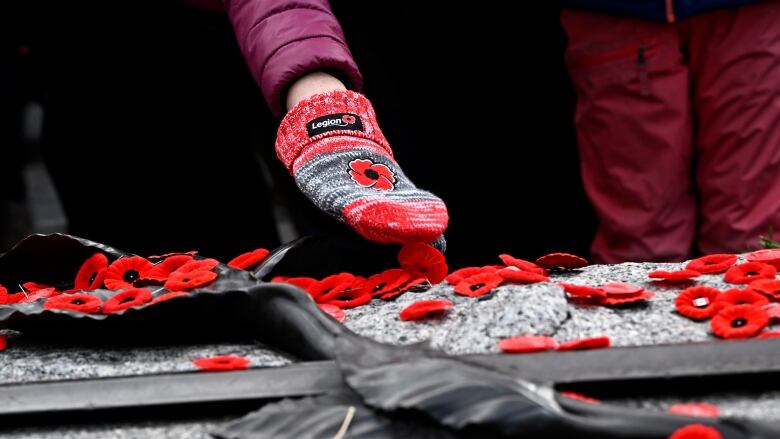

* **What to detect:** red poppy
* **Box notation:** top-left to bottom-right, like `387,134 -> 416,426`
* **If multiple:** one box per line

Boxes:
44,293 -> 102,313
379,276 -> 427,300
454,272 -> 504,298
745,248 -> 780,269
313,273 -> 357,302
498,267 -> 549,283
20,287 -> 60,303
175,258 -> 220,273
227,248 -> 270,270
713,288 -> 769,309
193,355 -> 250,372
558,283 -> 607,300
669,424 -> 723,439
399,299 -> 453,321
150,291 -> 189,305
758,331 -> 780,339
724,262 -> 777,284
711,305 -> 769,339
364,269 -> 412,298
667,403 -> 720,418
102,288 -> 153,314
164,270 -> 218,291
398,243 -> 448,284
603,292 -> 655,306
104,256 -> 153,290
498,254 -> 547,275
0,286 -> 24,305
556,336 -> 611,351
323,287 -> 371,309
0,335 -> 5,351
74,253 -> 109,290
348,158 -> 396,191
535,252 -> 588,270
559,391 -> 600,404
675,287 -> 722,320
648,270 -> 701,281
497,335 -> 558,354
318,303 -> 346,322
748,279 -> 780,300
685,254 -> 738,274
601,282 -> 644,296
763,304 -> 780,321
22,282 -> 54,292
143,255 -> 194,282
445,266 -> 502,285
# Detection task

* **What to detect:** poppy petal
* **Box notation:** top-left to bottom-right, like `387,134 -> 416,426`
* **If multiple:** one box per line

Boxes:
399,299 -> 453,321
535,252 -> 588,270
559,391 -> 600,404
103,288 -> 153,314
498,267 -> 549,283
164,270 -> 218,291
556,336 -> 611,351
669,424 -> 723,439
318,303 -> 346,322
454,272 -> 504,298
445,265 -> 502,285
685,254 -> 738,274
498,254 -> 547,275
398,243 -> 448,284
745,248 -> 780,269
193,355 -> 250,372
648,270 -> 701,281
601,282 -> 644,296
498,335 -> 557,353
150,291 -> 189,305
227,248 -> 270,270
143,255 -> 194,281
724,262 -> 777,284
667,403 -> 720,418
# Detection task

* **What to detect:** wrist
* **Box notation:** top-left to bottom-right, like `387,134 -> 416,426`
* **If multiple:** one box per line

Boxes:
285,71 -> 347,112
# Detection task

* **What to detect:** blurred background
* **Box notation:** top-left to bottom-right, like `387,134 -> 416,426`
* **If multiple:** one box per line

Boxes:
0,1 -> 595,268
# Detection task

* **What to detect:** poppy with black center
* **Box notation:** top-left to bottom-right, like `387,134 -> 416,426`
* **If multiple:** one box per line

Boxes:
43,293 -> 102,313
103,288 -> 153,314
74,253 -> 109,290
724,261 -> 777,284
454,272 -> 504,298
104,257 -> 153,290
711,304 -> 769,339
164,270 -> 217,291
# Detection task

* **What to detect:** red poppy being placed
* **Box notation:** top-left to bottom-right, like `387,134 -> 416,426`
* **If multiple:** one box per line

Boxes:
318,303 -> 346,322
668,424 -> 723,439
43,293 -> 102,313
0,335 -> 5,351
102,288 -> 153,314
556,336 -> 611,351
498,254 -> 547,275
685,254 -> 738,274
712,288 -> 769,309
498,267 -> 549,283
667,403 -> 720,418
150,291 -> 189,305
74,253 -> 109,290
348,158 -> 396,191
164,270 -> 218,291
603,291 -> 655,306
454,272 -> 504,298
227,248 -> 270,270
364,269 -> 412,298
143,255 -> 194,282
399,299 -> 453,321
104,256 -> 153,290
498,335 -> 558,354
559,391 -> 600,404
175,258 -> 220,273
758,331 -> 780,339
535,252 -> 588,270
558,283 -> 607,301
748,279 -> 780,300
398,243 -> 448,284
648,270 -> 701,281
193,355 -> 251,372
445,266 -> 502,285
724,262 -> 777,284
675,286 -> 722,320
745,248 -> 780,269
711,304 -> 769,339
601,282 -> 644,296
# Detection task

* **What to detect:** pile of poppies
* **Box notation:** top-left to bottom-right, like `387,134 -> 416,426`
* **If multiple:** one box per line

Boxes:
667,251 -> 780,340
0,247 -> 270,315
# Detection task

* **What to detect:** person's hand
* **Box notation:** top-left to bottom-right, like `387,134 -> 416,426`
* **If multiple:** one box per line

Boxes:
276,77 -> 448,246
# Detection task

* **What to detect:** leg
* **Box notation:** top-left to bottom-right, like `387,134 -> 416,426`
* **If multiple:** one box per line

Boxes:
562,10 -> 695,263
688,1 -> 780,254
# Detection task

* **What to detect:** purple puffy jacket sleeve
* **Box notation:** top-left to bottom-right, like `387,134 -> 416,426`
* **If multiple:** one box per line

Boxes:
225,0 -> 363,117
